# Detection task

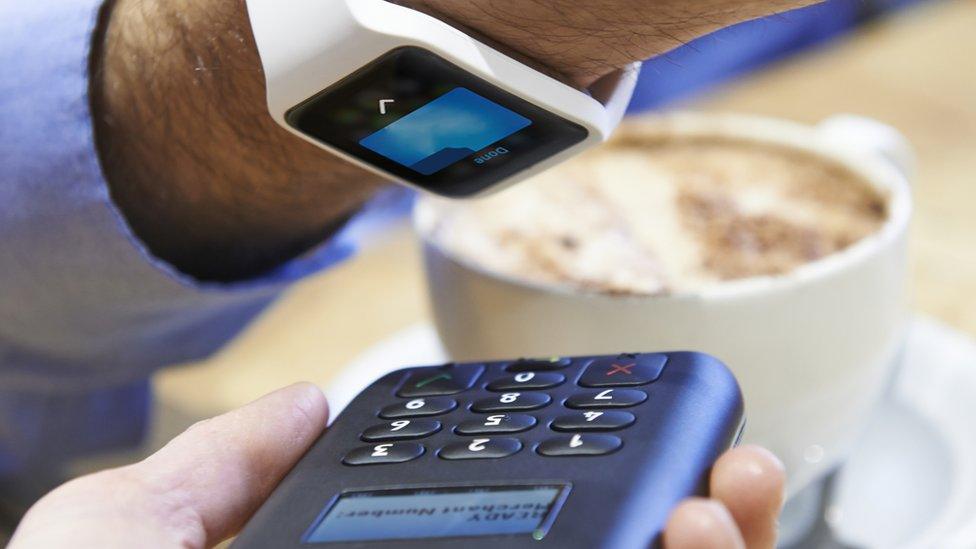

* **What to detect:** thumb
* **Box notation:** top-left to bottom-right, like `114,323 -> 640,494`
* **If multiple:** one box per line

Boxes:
10,382 -> 328,549
138,382 -> 329,543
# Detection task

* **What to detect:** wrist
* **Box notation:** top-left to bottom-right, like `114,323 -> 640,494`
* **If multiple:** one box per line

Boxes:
397,0 -> 819,89
395,0 -> 617,89
92,0 -> 383,280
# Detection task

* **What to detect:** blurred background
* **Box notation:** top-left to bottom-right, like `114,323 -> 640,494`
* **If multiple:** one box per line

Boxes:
57,0 -> 975,546
143,0 -> 973,422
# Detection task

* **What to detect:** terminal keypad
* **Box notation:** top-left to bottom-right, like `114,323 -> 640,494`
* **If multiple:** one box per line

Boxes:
343,354 -> 667,465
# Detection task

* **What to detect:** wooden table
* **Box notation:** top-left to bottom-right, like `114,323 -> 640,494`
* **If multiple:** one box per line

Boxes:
146,0 -> 976,448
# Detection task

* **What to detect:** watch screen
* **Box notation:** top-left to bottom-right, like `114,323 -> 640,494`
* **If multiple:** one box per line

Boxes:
303,484 -> 569,544
286,47 -> 588,197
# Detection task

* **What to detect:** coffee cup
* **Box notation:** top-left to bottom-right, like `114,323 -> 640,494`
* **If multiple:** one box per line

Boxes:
414,112 -> 912,495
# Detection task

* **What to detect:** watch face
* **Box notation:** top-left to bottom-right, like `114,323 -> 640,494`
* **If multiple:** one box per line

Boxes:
286,47 -> 589,197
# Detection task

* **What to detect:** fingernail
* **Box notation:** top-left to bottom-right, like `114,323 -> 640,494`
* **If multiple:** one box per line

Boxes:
665,499 -> 746,549
290,382 -> 328,429
697,499 -> 739,531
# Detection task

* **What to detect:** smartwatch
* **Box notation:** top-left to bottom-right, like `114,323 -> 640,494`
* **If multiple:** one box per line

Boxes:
246,0 -> 640,198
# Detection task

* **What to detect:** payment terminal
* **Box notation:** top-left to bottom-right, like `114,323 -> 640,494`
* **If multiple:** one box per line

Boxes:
233,352 -> 744,548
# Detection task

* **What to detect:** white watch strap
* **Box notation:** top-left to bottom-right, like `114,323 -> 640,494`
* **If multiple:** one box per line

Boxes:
246,0 -> 639,139
590,62 -> 642,132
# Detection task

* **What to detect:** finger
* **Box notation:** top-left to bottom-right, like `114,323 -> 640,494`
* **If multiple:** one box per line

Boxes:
135,382 -> 329,545
663,498 -> 746,549
709,445 -> 786,549
11,382 -> 329,549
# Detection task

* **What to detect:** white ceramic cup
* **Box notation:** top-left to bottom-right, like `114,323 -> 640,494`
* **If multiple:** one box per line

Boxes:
414,112 -> 912,496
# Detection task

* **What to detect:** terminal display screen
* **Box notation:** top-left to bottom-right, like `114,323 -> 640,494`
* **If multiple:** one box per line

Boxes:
303,484 -> 569,543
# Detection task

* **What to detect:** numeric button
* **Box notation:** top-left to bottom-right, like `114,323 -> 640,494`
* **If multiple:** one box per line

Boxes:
379,397 -> 456,419
551,411 -> 635,432
361,419 -> 441,442
471,392 -> 551,412
439,438 -> 522,460
455,414 -> 537,435
578,354 -> 667,387
565,389 -> 647,409
506,357 -> 572,372
343,442 -> 425,465
537,434 -> 622,456
487,372 -> 565,391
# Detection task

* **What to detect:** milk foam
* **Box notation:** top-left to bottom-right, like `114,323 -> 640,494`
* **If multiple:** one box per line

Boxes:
429,137 -> 887,295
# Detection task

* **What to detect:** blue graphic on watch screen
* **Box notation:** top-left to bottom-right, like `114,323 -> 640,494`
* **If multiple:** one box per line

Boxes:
359,87 -> 531,175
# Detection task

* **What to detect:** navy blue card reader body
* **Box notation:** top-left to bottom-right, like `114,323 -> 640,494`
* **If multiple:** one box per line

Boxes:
232,352 -> 745,549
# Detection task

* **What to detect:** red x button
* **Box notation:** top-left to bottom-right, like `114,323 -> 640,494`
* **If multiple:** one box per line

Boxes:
579,354 -> 667,387
606,362 -> 634,376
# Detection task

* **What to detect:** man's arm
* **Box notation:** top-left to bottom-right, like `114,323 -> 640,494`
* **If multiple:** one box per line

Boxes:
93,0 -> 817,280
91,0 -> 383,281
399,0 -> 820,88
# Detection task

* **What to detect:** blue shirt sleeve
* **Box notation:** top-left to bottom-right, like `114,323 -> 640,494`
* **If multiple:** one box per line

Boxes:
0,1 -> 370,475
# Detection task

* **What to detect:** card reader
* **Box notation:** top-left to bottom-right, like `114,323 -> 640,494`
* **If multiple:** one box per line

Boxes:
233,352 -> 744,548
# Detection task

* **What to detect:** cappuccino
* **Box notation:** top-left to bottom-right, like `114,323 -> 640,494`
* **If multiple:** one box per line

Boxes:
428,134 -> 887,295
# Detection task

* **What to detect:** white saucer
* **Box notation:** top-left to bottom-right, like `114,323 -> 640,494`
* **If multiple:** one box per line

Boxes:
827,316 -> 976,548
324,316 -> 976,548
323,323 -> 448,418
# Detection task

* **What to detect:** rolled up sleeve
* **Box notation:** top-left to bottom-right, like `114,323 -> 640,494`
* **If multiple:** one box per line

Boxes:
0,1 -> 366,474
